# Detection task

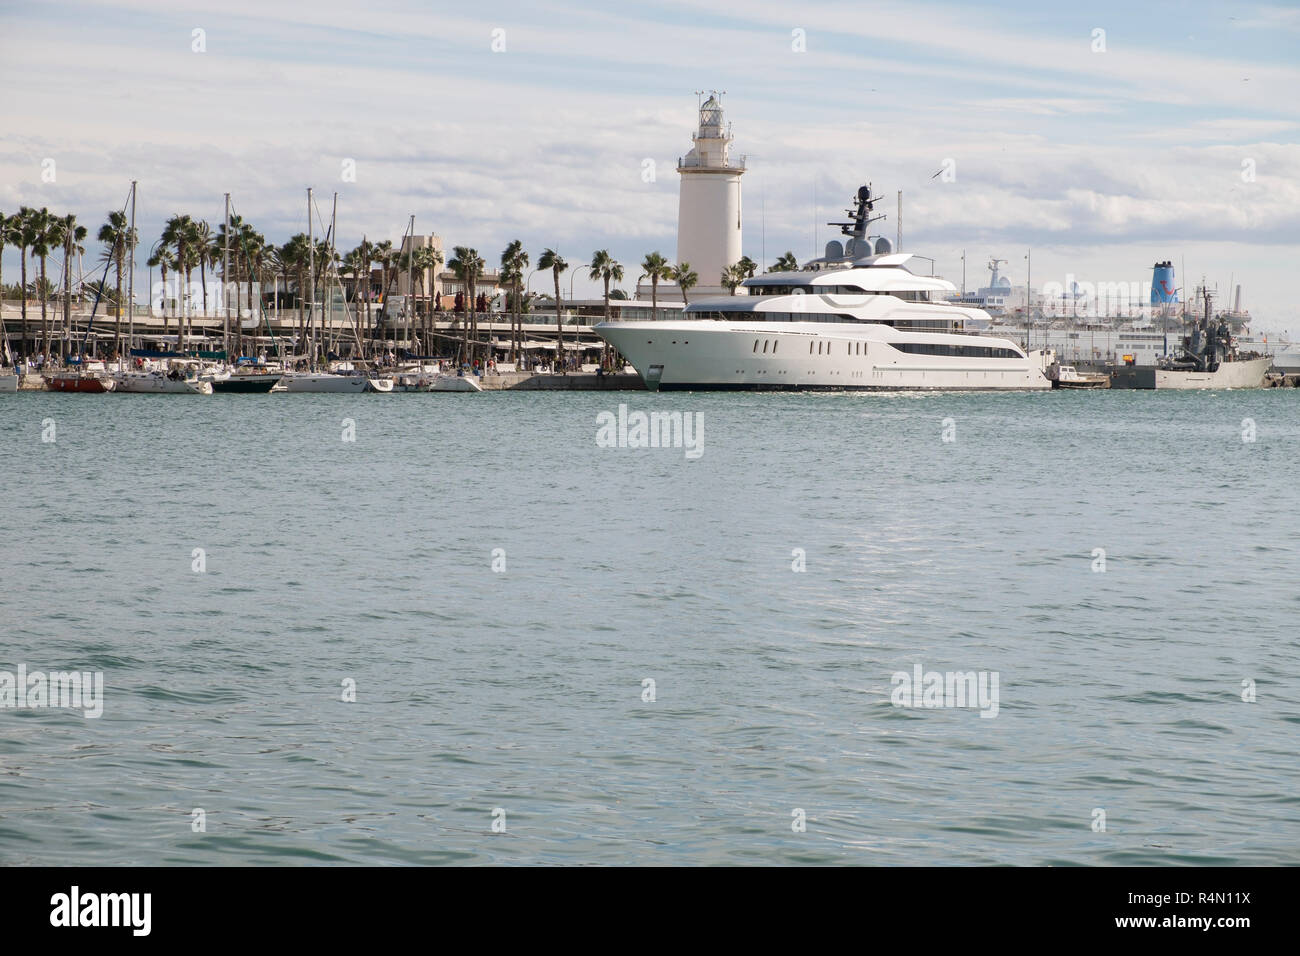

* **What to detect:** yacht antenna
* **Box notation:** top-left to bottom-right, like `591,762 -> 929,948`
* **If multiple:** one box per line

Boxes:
826,184 -> 885,243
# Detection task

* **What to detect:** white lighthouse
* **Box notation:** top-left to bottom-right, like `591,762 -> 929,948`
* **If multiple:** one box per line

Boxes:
676,92 -> 745,296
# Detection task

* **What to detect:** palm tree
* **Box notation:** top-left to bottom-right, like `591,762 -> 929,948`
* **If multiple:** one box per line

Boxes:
721,263 -> 745,295
671,261 -> 698,308
97,210 -> 136,355
344,239 -> 373,353
641,251 -> 670,322
589,250 -> 623,368
447,246 -> 484,363
162,214 -> 199,348
772,251 -> 799,272
406,245 -> 443,352
26,208 -> 58,358
147,246 -> 178,334
537,249 -> 568,371
193,220 -> 214,316
58,214 -> 87,357
501,240 -> 529,362
14,207 -> 37,353
738,255 -> 758,279
373,239 -> 395,315
0,212 -> 14,352
279,234 -> 311,354
215,215 -> 265,349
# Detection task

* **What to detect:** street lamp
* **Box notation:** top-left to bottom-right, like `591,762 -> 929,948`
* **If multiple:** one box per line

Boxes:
569,265 -> 588,300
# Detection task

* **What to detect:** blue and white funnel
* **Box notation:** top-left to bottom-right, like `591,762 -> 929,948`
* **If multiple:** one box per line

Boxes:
1151,261 -> 1178,305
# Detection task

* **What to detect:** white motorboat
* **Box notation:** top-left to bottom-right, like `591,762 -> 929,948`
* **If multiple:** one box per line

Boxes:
273,370 -> 392,393
429,372 -> 483,392
114,369 -> 214,394
595,184 -> 1050,392
390,364 -> 440,392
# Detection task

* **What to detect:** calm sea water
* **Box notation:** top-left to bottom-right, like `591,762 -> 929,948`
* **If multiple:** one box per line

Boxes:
1,388 -> 1298,865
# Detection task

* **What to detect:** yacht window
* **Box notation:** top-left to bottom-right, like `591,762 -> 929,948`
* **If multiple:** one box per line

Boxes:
891,342 -> 1022,359
753,340 -> 759,352
762,341 -> 769,353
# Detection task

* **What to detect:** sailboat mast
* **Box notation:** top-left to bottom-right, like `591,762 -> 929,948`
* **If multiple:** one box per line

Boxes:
222,192 -> 231,360
307,186 -> 314,369
329,192 -> 337,358
408,214 -> 415,358
127,181 -> 136,359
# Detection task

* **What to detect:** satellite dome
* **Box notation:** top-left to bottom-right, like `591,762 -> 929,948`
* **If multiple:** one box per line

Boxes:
873,237 -> 893,255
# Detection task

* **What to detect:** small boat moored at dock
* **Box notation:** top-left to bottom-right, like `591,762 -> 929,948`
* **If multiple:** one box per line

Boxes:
47,365 -> 117,393
114,367 -> 213,394
1048,364 -> 1110,389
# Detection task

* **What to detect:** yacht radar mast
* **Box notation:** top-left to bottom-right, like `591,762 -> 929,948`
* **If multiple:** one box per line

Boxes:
827,184 -> 887,244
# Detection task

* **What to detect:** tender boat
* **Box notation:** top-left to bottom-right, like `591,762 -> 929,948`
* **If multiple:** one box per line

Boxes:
595,184 -> 1051,392
1048,364 -> 1110,389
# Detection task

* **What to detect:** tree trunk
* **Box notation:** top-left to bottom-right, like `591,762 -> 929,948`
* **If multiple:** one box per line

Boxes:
39,256 -> 49,359
160,265 -> 169,335
113,252 -> 123,356
297,268 -> 306,359
602,277 -> 611,369
19,251 -> 28,355
63,244 -> 72,357
554,272 -> 562,373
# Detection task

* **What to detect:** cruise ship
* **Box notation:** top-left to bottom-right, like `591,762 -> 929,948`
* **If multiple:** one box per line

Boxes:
596,185 -> 1051,391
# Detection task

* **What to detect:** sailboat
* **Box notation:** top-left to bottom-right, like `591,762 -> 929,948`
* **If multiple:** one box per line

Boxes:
271,188 -> 392,393
47,360 -> 117,392
273,366 -> 392,392
114,360 -> 213,394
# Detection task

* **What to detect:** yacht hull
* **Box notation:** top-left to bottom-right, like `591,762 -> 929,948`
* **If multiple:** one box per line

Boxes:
211,375 -> 281,393
115,374 -> 213,394
273,373 -> 371,393
597,321 -> 1051,391
47,374 -> 116,393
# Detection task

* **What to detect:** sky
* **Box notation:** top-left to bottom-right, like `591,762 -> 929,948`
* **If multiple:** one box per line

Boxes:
1,0 -> 1298,332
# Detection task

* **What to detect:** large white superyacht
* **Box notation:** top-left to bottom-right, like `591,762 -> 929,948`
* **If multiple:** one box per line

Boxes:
596,185 -> 1051,391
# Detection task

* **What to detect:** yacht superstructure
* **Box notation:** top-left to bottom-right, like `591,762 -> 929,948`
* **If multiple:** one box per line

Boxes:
596,185 -> 1051,391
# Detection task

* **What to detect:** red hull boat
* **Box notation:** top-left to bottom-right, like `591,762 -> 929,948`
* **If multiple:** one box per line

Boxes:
46,373 -> 116,393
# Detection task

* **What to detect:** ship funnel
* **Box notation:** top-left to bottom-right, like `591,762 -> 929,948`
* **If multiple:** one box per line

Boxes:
1151,260 -> 1178,305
